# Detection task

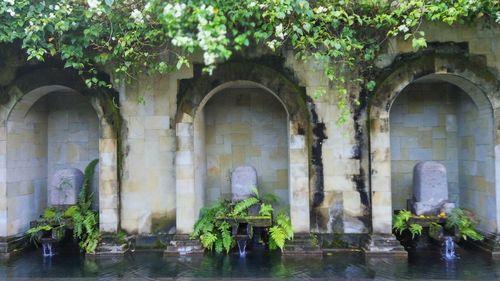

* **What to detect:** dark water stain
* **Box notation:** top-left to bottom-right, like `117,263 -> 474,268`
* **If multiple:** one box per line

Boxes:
308,98 -> 327,208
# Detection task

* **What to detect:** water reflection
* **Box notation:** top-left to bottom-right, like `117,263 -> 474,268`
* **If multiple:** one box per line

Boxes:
0,247 -> 499,279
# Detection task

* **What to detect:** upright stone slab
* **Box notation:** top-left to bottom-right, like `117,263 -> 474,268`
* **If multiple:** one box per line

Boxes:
49,168 -> 84,206
412,161 -> 454,215
231,166 -> 257,202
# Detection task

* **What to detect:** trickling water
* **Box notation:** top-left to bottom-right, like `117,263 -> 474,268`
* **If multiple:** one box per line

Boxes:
42,242 -> 55,257
443,236 -> 457,260
237,240 -> 247,257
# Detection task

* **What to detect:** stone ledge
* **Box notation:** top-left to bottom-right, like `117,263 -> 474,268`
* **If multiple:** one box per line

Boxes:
87,234 -> 132,256
283,234 -> 322,256
362,234 -> 408,257
0,235 -> 30,256
164,234 -> 204,255
464,232 -> 500,258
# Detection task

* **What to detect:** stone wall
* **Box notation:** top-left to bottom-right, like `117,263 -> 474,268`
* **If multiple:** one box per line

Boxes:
390,82 -> 461,209
6,98 -> 47,236
203,88 -> 288,208
119,72 -> 186,234
457,91 -> 496,232
47,93 -> 99,206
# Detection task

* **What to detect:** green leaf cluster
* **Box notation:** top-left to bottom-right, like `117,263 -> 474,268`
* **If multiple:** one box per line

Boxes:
269,212 -> 293,251
191,186 -> 293,254
0,1 -> 497,125
445,208 -> 484,241
392,209 -> 422,239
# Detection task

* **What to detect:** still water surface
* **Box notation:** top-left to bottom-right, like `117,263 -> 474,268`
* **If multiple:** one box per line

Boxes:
1,247 -> 499,280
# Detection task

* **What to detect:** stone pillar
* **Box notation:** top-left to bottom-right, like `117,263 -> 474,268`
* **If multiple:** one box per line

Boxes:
175,122 -> 196,234
366,116 -> 406,256
370,117 -> 392,234
289,134 -> 310,233
99,137 -> 119,233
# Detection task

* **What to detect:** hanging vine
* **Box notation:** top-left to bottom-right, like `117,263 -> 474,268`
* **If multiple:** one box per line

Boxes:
0,0 -> 498,123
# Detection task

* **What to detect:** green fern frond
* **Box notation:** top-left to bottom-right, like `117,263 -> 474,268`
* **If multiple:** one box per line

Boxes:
231,197 -> 259,217
251,186 -> 259,199
269,226 -> 286,251
409,223 -> 423,239
201,232 -> 217,250
259,203 -> 273,217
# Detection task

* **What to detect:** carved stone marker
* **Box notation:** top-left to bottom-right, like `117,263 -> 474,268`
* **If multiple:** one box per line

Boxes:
49,168 -> 84,206
231,166 -> 257,202
412,161 -> 455,215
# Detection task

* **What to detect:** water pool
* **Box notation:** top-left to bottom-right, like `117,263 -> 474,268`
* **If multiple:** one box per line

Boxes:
1,247 -> 499,280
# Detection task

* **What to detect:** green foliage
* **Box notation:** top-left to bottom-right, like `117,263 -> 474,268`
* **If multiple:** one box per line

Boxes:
445,208 -> 484,241
259,203 -> 273,217
393,209 -> 413,235
26,159 -> 100,254
409,223 -> 423,239
0,1 -> 497,124
231,197 -> 259,217
269,212 -> 293,251
191,187 -> 293,254
393,208 -> 484,241
116,230 -> 128,245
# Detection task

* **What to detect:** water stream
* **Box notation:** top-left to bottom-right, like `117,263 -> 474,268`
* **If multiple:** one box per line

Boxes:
443,236 -> 457,260
237,239 -> 247,257
42,241 -> 55,257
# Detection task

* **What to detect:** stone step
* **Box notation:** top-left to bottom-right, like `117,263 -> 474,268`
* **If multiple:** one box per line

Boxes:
164,245 -> 205,255
169,240 -> 201,247
164,238 -> 205,255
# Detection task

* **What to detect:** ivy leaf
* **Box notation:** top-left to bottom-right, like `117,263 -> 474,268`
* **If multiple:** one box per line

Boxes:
412,37 -> 427,49
105,0 -> 114,7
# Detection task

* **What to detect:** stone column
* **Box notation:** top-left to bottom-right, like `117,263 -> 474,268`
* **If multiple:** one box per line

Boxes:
370,117 -> 392,234
366,115 -> 406,256
175,122 -> 196,234
99,137 -> 119,233
289,134 -> 310,233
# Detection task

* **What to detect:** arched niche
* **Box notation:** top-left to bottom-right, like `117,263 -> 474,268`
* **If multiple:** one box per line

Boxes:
0,69 -> 119,237
369,54 -> 500,235
174,63 -> 311,234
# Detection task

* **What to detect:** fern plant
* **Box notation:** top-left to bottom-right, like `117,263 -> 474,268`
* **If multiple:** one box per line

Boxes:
26,159 -> 100,254
393,209 -> 423,239
191,187 -> 294,254
269,212 -> 293,251
445,208 -> 484,241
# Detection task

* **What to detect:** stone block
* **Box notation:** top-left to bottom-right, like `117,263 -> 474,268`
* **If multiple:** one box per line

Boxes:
49,168 -> 84,206
231,166 -> 257,201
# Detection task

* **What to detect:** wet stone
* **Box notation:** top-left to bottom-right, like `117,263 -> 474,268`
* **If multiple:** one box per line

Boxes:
49,168 -> 84,206
231,166 -> 257,202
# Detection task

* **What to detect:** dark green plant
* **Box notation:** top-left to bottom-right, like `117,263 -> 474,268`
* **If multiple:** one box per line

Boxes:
27,159 -> 100,254
0,1 -> 497,125
269,212 -> 293,251
445,208 -> 484,241
392,209 -> 422,239
72,159 -> 100,253
191,188 -> 293,254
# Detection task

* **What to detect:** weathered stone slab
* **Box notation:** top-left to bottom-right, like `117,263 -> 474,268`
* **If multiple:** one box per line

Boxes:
231,166 -> 257,202
412,161 -> 454,215
49,168 -> 84,205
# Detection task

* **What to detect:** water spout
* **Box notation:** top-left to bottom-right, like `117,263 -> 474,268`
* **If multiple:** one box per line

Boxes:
237,239 -> 247,257
42,241 -> 55,257
443,236 -> 457,260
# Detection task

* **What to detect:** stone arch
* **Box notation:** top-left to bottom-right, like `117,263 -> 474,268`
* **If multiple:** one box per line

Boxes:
369,53 -> 500,235
0,68 -> 119,238
174,62 -> 311,234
